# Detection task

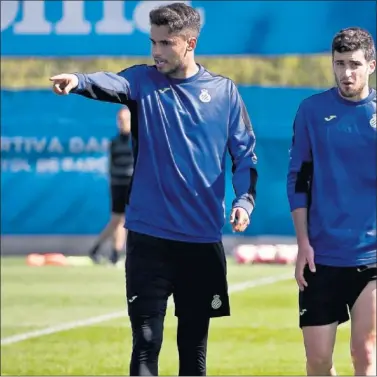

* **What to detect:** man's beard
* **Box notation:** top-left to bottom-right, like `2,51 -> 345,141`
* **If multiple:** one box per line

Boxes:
165,64 -> 185,78
336,77 -> 365,99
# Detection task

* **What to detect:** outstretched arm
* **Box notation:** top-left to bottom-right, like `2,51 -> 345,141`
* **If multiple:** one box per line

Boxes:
50,65 -> 143,103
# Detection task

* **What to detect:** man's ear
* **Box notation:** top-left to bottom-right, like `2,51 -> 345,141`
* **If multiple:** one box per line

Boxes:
187,37 -> 197,51
367,59 -> 376,75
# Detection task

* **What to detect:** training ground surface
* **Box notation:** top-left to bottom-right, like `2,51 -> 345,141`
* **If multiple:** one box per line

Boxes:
1,257 -> 352,376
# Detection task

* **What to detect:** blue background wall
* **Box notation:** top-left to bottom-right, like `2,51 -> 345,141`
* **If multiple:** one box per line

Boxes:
1,86 -> 322,237
1,0 -> 375,56
1,0 -> 374,239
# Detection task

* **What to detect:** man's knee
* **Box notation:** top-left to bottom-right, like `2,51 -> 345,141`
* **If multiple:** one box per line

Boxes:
131,315 -> 164,356
306,353 -> 334,373
350,279 -> 376,374
351,336 -> 376,371
302,324 -> 337,374
177,316 -> 209,376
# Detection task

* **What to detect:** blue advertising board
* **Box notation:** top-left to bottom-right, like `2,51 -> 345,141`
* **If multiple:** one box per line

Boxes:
1,0 -> 375,57
1,86 -> 322,237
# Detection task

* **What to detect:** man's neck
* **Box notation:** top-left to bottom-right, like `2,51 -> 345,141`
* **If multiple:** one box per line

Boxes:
338,85 -> 371,102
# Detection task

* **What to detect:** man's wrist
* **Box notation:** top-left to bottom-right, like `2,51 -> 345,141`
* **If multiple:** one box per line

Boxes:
232,196 -> 254,217
297,237 -> 310,248
70,73 -> 83,92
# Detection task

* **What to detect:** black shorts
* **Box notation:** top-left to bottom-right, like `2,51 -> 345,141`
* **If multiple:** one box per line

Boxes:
299,263 -> 377,328
110,182 -> 130,214
125,230 -> 230,319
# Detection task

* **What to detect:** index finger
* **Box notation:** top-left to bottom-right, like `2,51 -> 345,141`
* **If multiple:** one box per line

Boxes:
53,83 -> 65,95
295,271 -> 306,290
49,74 -> 66,81
297,271 -> 308,289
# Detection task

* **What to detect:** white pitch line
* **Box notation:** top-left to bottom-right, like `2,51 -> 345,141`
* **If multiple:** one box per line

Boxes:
1,273 -> 291,347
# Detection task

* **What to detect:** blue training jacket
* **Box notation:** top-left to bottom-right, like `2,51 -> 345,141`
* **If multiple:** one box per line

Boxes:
73,64 -> 258,243
287,87 -> 376,267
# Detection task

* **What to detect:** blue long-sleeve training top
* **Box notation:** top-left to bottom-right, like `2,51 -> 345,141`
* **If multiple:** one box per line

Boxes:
287,87 -> 376,267
72,64 -> 258,243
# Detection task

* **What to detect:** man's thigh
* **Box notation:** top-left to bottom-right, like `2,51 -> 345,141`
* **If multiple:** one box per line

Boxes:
125,231 -> 173,318
172,240 -> 230,318
347,263 -> 377,310
349,264 -> 377,352
299,264 -> 349,328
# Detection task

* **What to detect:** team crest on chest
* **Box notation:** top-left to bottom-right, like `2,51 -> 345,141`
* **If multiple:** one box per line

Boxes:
370,114 -> 376,130
199,89 -> 211,103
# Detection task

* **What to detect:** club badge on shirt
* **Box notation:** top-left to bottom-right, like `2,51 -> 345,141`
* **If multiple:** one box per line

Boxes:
370,114 -> 376,130
199,89 -> 211,103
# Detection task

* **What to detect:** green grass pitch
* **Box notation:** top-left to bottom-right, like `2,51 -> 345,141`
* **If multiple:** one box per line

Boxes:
1,257 -> 352,375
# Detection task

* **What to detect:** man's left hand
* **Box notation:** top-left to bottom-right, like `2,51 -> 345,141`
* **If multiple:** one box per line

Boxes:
230,207 -> 250,232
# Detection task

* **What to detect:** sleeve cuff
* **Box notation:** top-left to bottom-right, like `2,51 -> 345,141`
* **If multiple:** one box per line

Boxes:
232,195 -> 255,217
71,73 -> 85,93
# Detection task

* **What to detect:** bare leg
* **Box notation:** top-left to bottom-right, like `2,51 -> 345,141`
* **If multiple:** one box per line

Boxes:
89,213 -> 124,262
350,281 -> 376,376
109,216 -> 126,264
302,323 -> 338,375
113,220 -> 126,252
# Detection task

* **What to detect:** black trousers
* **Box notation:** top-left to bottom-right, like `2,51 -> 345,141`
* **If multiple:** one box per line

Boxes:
125,230 -> 230,376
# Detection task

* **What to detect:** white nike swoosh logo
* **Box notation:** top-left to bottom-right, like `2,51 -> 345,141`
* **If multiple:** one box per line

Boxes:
325,115 -> 337,121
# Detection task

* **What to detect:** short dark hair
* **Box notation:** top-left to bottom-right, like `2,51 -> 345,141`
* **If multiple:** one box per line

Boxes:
332,27 -> 376,61
149,2 -> 201,38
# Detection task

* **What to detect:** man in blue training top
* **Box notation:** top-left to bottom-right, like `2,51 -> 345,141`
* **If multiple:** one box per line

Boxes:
287,27 -> 376,376
50,3 -> 257,376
